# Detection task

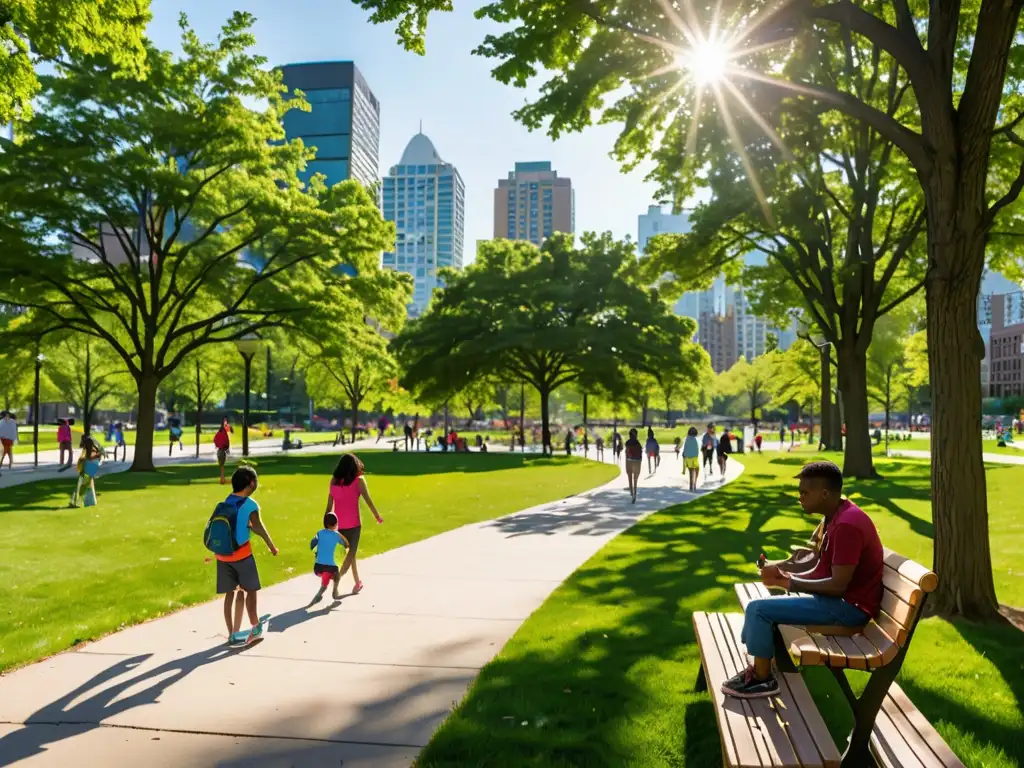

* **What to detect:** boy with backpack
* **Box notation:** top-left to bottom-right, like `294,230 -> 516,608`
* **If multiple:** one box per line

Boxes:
204,466 -> 278,642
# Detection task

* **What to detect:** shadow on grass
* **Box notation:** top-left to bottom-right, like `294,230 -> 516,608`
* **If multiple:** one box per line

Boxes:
0,451 -> 592,514
409,455 -> 1022,767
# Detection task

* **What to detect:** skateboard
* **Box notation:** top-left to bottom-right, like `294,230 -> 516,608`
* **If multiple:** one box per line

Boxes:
230,613 -> 271,645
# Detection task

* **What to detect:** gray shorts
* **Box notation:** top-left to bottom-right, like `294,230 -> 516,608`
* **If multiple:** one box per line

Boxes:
216,555 -> 261,593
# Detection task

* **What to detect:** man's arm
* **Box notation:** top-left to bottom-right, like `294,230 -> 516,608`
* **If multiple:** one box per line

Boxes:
249,510 -> 278,555
765,563 -> 856,597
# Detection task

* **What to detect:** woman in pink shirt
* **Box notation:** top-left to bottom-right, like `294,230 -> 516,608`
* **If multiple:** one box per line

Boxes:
324,453 -> 383,594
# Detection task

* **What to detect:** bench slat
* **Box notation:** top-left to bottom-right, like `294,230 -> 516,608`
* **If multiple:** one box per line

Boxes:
725,614 -> 840,768
813,634 -> 848,668
833,636 -> 868,670
884,565 -> 923,606
779,624 -> 821,666
693,612 -> 768,767
714,613 -> 793,766
881,684 -> 966,768
875,608 -> 909,647
883,548 -> 938,593
850,632 -> 885,669
881,589 -> 916,628
861,622 -> 900,666
871,705 -> 928,768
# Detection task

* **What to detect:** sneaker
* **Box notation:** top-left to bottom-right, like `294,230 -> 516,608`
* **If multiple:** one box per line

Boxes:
721,666 -> 779,699
246,622 -> 264,644
352,581 -> 364,594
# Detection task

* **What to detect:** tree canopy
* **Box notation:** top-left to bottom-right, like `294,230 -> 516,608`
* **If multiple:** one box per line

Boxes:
0,12 -> 400,470
0,0 -> 150,123
392,233 -> 696,450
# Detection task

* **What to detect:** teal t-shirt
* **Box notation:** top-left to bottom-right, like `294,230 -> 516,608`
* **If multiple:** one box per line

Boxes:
311,529 -> 345,566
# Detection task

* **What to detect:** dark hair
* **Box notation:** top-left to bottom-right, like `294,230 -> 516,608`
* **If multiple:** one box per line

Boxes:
324,511 -> 338,529
796,461 -> 843,493
647,427 -> 655,439
332,453 -> 364,486
707,422 -> 715,429
688,426 -> 698,437
628,428 -> 638,439
231,465 -> 258,493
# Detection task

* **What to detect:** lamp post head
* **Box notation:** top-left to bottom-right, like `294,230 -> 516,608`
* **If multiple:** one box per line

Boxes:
234,333 -> 262,358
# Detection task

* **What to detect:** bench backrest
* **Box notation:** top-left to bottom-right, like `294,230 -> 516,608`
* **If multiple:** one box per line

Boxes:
877,548 -> 937,648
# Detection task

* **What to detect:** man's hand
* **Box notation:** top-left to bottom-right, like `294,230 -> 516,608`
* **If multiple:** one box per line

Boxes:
761,569 -> 790,590
760,564 -> 783,581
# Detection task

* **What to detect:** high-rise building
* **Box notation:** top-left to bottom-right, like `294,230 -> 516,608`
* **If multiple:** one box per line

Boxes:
637,204 -> 690,255
381,132 -> 465,318
494,162 -> 573,245
700,305 -> 737,373
979,269 -> 1024,394
989,291 -> 1024,398
278,61 -> 380,190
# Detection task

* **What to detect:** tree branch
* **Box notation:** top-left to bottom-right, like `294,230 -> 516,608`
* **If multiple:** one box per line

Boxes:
985,157 -> 1024,228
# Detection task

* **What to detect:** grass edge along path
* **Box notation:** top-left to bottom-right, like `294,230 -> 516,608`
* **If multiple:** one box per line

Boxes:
0,451 -> 617,674
417,453 -> 1023,768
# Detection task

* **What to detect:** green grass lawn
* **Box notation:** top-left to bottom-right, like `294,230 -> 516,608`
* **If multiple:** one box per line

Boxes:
418,453 -> 1023,768
0,451 -> 616,673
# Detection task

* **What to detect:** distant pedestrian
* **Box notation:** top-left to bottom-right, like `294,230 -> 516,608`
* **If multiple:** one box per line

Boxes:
71,435 -> 104,507
564,429 -> 573,457
0,411 -> 17,469
57,417 -> 74,470
674,436 -> 682,459
645,427 -> 660,474
168,415 -> 183,456
113,422 -> 128,462
325,454 -> 383,595
613,430 -> 623,462
682,426 -> 701,491
718,428 -> 733,476
754,433 -> 763,453
214,419 -> 231,484
376,415 -> 387,443
624,428 -> 643,503
595,434 -> 605,461
404,421 -> 413,451
701,423 -> 717,478
779,423 -> 787,450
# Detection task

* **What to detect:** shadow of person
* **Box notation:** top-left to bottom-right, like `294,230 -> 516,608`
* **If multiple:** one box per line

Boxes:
0,643 -> 247,764
269,600 -> 343,634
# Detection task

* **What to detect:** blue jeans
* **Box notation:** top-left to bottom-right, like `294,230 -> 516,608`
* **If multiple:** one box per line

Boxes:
740,595 -> 869,659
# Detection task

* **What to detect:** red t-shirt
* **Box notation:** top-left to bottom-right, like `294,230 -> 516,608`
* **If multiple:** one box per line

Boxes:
807,500 -> 883,616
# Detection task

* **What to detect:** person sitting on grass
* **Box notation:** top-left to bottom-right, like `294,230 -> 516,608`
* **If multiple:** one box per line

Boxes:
216,466 -> 278,643
723,460 -> 883,699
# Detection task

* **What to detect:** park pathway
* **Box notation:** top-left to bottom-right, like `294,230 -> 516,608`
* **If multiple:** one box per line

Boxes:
0,455 -> 743,767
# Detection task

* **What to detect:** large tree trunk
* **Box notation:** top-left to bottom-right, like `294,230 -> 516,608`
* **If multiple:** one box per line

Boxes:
539,385 -> 551,455
130,374 -> 159,471
350,397 -> 359,443
820,344 -> 832,450
925,208 -> 998,619
837,344 -> 876,478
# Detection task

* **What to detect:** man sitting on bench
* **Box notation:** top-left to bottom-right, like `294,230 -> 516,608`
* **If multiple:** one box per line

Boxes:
723,460 -> 883,699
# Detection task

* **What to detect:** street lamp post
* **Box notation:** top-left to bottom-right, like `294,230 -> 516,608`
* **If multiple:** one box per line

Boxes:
234,334 -> 262,458
33,349 -> 44,467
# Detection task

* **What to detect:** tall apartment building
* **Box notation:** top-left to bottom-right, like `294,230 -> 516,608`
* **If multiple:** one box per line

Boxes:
381,132 -> 465,318
494,162 -> 574,245
978,270 -> 1024,394
637,204 -> 691,254
989,291 -> 1024,398
699,305 -> 738,373
278,61 -> 380,190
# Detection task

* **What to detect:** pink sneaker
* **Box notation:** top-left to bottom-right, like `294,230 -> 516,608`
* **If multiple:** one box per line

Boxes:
353,581 -> 364,594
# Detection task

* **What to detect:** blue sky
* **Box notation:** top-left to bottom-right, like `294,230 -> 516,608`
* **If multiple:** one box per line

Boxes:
147,0 -> 665,259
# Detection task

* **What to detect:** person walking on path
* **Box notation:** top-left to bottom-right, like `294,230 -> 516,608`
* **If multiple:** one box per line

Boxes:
701,424 -> 717,479
404,421 -> 413,451
754,432 -> 763,453
682,426 -> 701,491
717,428 -> 733,476
613,430 -> 623,463
112,422 -> 128,462
674,435 -> 682,460
723,461 -> 882,699
779,423 -> 787,450
624,428 -> 643,503
595,433 -> 605,461
214,420 -> 231,484
214,466 -> 278,643
645,426 -> 660,474
57,417 -> 74,470
324,454 -> 383,595
0,411 -> 18,470
564,429 -> 574,457
168,415 -> 184,456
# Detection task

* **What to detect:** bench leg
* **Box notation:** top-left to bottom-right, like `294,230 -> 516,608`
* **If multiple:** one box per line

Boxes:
694,662 -> 708,693
839,667 -> 893,767
830,667 -> 858,709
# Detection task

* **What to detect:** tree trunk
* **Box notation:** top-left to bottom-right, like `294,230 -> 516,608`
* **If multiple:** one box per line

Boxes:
519,383 -> 525,453
925,213 -> 998,618
641,401 -> 648,427
130,374 -> 159,471
583,392 -> 589,431
820,344 -> 832,449
837,343 -> 876,478
539,385 -> 551,455
350,397 -> 359,443
195,358 -> 203,458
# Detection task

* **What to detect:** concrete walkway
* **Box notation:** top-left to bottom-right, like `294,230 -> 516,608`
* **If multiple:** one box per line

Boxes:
888,447 -> 1024,465
0,455 -> 743,767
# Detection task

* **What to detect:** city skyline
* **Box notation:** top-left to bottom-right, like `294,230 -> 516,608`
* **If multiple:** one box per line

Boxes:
145,1 -> 667,264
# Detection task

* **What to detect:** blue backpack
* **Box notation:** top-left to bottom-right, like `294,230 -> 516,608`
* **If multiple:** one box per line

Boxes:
204,496 -> 245,556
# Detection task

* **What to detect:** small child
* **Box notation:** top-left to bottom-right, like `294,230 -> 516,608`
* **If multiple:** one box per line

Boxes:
71,435 -> 104,507
674,436 -> 682,458
310,511 -> 347,603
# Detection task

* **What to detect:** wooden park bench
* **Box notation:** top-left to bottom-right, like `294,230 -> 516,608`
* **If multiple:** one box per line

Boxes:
694,548 -> 965,768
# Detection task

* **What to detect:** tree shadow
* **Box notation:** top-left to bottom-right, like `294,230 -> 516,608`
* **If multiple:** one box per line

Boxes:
0,643 -> 248,764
